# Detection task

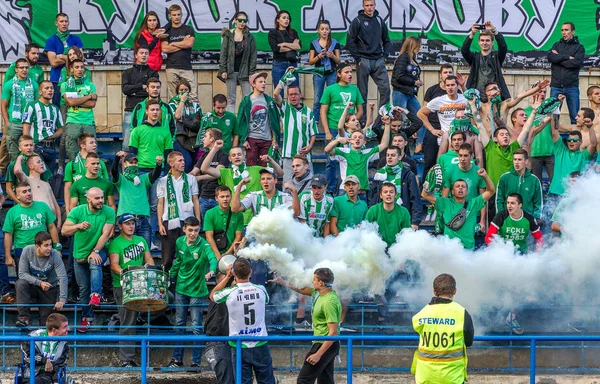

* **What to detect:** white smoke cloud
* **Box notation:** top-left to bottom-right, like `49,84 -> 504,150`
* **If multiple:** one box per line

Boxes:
238,174 -> 600,324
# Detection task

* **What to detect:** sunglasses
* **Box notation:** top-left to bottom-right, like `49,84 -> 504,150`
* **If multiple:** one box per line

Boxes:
236,18 -> 247,23
566,138 -> 580,143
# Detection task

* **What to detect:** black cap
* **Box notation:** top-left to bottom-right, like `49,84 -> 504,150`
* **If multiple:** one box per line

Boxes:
311,174 -> 327,187
118,213 -> 137,224
123,153 -> 138,163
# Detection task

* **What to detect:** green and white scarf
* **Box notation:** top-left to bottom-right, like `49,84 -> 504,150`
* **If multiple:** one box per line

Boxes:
464,88 -> 481,117
166,171 -> 192,230
374,164 -> 404,204
56,29 -> 71,54
449,118 -> 479,135
232,162 -> 250,192
10,75 -> 35,121
293,66 -> 324,77
123,165 -> 141,186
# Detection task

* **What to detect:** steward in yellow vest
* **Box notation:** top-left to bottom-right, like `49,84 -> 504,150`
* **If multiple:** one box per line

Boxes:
411,273 -> 474,384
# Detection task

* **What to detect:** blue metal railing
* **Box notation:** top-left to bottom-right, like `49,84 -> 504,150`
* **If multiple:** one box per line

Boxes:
6,333 -> 600,384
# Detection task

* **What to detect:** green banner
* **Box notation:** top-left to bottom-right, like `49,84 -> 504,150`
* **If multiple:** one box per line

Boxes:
1,0 -> 599,68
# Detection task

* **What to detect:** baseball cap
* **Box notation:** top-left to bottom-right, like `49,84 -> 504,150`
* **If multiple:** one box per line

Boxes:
337,61 -> 354,72
118,213 -> 137,224
259,167 -> 277,177
123,153 -> 138,163
343,175 -> 360,185
311,174 -> 327,187
249,72 -> 268,85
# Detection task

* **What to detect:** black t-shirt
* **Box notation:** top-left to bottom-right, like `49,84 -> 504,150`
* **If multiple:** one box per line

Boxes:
309,41 -> 341,73
234,40 -> 244,72
163,25 -> 195,70
268,29 -> 300,62
195,149 -> 230,199
204,301 -> 229,336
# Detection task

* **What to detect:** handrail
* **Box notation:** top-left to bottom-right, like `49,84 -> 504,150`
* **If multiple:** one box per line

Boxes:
7,333 -> 600,384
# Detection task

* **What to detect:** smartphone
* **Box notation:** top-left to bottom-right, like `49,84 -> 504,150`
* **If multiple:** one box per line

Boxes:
475,24 -> 486,30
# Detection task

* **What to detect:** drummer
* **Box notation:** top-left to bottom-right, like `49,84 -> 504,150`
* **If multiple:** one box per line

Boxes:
108,213 -> 154,368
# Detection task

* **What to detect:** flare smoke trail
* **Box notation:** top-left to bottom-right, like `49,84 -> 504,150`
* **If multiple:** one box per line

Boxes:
238,174 -> 600,319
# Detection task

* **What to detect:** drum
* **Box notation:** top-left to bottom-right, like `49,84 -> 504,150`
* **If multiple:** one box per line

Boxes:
121,266 -> 169,312
218,254 -> 237,275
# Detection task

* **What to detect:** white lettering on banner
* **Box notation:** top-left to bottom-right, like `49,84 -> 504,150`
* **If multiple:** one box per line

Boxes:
483,0 -> 527,36
526,0 -> 566,47
388,1 -> 435,31
242,0 -> 279,31
107,0 -> 145,44
302,0 -> 349,31
0,0 -> 31,62
188,0 -> 237,31
60,0 -> 108,33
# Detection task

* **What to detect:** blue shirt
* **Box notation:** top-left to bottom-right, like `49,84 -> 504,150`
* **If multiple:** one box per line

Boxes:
44,34 -> 84,82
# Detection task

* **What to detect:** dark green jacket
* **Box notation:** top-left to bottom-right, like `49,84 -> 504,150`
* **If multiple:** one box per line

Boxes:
219,28 -> 257,80
495,167 -> 543,219
236,94 -> 281,145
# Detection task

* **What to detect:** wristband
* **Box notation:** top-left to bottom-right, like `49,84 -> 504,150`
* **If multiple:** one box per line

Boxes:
53,242 -> 62,251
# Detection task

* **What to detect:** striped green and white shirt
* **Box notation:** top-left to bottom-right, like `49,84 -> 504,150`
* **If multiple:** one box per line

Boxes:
280,102 -> 318,159
298,191 -> 334,237
22,100 -> 63,144
241,190 -> 292,216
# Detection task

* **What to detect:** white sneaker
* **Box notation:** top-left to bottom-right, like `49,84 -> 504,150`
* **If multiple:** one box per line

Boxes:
430,211 -> 437,221
424,212 -> 432,222
294,320 -> 312,331
506,311 -> 523,335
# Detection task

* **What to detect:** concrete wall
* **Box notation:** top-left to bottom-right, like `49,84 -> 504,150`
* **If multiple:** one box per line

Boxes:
2,65 -> 600,132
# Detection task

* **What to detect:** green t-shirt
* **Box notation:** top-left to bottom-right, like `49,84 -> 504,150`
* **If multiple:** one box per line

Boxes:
4,63 -> 44,85
311,289 -> 342,342
203,111 -> 238,154
437,150 -> 459,175
443,164 -> 486,200
365,203 -> 411,248
549,139 -> 592,195
435,195 -> 486,250
170,236 -> 218,298
6,155 -> 53,185
524,106 -> 553,157
218,166 -> 262,225
333,146 -> 379,190
58,68 -> 92,106
484,140 -> 520,187
63,154 -> 109,183
128,123 -> 174,168
491,210 -> 540,253
115,173 -> 152,216
108,235 -> 149,288
70,175 -> 114,207
320,83 -> 364,131
2,202 -> 56,249
203,206 -> 244,252
330,194 -> 368,232
1,77 -> 39,124
60,77 -> 96,125
66,205 -> 116,260
298,192 -> 334,237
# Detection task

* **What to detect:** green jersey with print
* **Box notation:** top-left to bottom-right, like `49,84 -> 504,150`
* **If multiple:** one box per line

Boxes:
60,77 -> 96,125
218,166 -> 262,225
366,203 -> 411,248
311,288 -> 342,342
63,154 -> 109,183
1,77 -> 38,123
435,195 -> 486,250
320,83 -> 364,132
170,236 -> 218,298
298,191 -> 334,237
4,63 -> 44,85
201,111 -> 237,154
333,146 -> 379,190
23,101 -> 64,144
491,210 -> 540,253
108,235 -> 149,288
523,106 -> 553,157
115,172 -> 152,216
203,206 -> 244,252
70,175 -> 114,206
66,205 -> 116,260
443,164 -> 486,200
437,150 -> 459,175
280,102 -> 318,159
330,194 -> 368,232
549,140 -> 593,195
128,123 -> 174,168
2,202 -> 56,249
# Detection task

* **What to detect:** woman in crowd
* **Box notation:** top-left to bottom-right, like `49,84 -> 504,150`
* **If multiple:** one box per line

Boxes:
268,10 -> 301,97
308,20 -> 340,125
134,11 -> 166,71
391,36 -> 424,152
169,79 -> 202,172
218,11 -> 257,112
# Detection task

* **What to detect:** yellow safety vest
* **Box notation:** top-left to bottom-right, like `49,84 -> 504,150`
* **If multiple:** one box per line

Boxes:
411,301 -> 468,384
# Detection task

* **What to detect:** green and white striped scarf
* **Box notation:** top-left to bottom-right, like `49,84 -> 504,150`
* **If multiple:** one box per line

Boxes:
166,171 -> 192,230
10,75 -> 35,121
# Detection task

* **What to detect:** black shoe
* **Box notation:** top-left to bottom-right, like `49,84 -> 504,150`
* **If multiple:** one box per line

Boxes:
167,359 -> 183,368
188,362 -> 201,372
121,361 -> 139,368
15,317 -> 31,328
102,295 -> 116,305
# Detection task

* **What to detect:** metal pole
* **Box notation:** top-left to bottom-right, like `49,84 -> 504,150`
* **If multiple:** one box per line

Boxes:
141,339 -> 147,384
530,339 -> 536,384
347,339 -> 353,384
29,337 -> 35,384
236,339 -> 242,384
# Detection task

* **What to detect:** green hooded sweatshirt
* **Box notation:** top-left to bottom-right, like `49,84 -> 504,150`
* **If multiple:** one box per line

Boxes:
495,167 -> 543,219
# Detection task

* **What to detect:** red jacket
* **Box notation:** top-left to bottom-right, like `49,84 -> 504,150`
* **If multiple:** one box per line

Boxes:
137,29 -> 163,71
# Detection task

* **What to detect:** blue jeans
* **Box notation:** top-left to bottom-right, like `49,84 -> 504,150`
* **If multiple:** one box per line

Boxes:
172,140 -> 196,173
313,72 -> 337,124
0,246 -> 21,295
173,294 -> 205,364
35,143 -> 58,174
271,61 -> 298,98
134,216 -> 152,251
232,343 -> 276,384
122,111 -> 132,150
200,197 -> 218,225
325,129 -> 339,195
73,250 -> 107,320
392,90 -> 424,143
550,86 -> 579,124
140,168 -> 160,245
